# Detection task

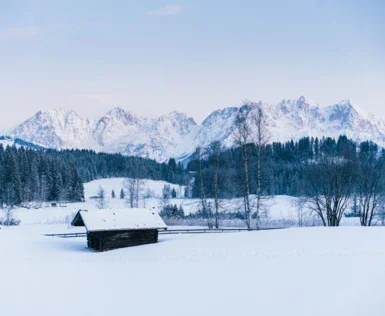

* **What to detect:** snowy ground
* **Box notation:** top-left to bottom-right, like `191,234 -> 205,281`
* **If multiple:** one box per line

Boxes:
1,225 -> 385,316
1,178 -> 384,315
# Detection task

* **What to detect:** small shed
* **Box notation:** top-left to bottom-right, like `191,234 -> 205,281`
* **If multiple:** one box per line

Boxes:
71,209 -> 167,251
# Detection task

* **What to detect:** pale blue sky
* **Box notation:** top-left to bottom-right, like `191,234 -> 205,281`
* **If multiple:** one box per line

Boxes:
0,0 -> 384,127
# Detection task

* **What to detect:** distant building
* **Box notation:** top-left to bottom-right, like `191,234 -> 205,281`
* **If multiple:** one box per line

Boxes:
71,209 -> 167,251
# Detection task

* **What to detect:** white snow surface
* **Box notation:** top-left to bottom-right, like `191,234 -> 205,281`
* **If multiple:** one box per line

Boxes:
2,225 -> 385,316
2,177 -> 385,315
8,96 -> 385,161
75,209 -> 167,231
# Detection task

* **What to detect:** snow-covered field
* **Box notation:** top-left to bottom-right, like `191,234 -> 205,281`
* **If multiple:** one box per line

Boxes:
2,224 -> 385,316
1,178 -> 384,315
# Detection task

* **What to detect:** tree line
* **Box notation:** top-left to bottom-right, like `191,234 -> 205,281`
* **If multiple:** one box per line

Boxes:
0,145 -> 84,206
188,136 -> 374,198
0,146 -> 188,207
43,149 -> 188,185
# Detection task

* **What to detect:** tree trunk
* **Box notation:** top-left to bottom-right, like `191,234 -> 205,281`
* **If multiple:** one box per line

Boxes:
243,148 -> 251,230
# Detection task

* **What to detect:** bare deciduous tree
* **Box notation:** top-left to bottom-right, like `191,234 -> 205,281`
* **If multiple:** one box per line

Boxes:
160,184 -> 171,209
209,141 -> 226,229
233,109 -> 253,229
124,178 -> 144,208
142,188 -> 154,208
355,159 -> 385,226
250,105 -> 271,229
184,180 -> 193,199
303,158 -> 356,226
292,197 -> 307,227
375,205 -> 385,226
135,178 -> 144,207
96,185 -> 108,209
1,206 -> 20,226
232,103 -> 271,229
195,147 -> 213,228
125,178 -> 136,208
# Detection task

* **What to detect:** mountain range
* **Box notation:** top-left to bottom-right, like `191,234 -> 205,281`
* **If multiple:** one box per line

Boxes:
4,96 -> 385,162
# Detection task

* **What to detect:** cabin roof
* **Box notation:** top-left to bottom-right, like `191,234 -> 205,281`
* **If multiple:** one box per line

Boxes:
71,209 -> 167,232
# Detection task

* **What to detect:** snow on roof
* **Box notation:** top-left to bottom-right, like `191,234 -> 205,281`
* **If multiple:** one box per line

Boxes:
71,209 -> 167,232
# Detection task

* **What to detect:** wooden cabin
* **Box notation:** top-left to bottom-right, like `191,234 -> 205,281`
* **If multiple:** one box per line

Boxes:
71,209 -> 167,252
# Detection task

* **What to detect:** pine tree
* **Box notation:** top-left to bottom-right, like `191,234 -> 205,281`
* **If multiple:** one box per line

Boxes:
49,162 -> 63,201
29,160 -> 40,201
4,147 -> 22,206
68,165 -> 84,202
111,190 -> 115,198
120,188 -> 125,199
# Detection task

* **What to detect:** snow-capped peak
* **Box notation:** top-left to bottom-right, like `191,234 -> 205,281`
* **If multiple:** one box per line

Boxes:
10,108 -> 96,149
326,99 -> 368,121
105,107 -> 129,117
102,107 -> 140,125
279,96 -> 319,110
159,111 -> 197,125
336,99 -> 368,118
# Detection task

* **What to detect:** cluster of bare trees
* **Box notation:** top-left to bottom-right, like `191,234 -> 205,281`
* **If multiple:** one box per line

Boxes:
193,102 -> 272,229
96,185 -> 109,209
302,154 -> 385,226
94,178 -> 146,210
302,158 -> 355,226
194,142 -> 229,229
233,103 -> 271,229
0,207 -> 21,226
124,178 -> 145,208
355,159 -> 385,226
159,184 -> 174,210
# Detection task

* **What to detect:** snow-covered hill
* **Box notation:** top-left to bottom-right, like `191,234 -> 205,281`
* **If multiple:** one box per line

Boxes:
0,135 -> 44,150
8,97 -> 385,161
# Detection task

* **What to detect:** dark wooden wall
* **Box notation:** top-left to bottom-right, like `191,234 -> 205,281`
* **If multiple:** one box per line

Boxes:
87,229 -> 159,251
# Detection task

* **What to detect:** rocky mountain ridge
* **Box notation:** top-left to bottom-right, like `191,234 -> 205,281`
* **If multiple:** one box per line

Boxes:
7,97 -> 385,161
